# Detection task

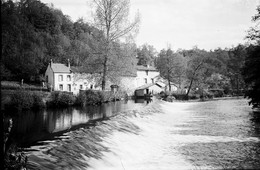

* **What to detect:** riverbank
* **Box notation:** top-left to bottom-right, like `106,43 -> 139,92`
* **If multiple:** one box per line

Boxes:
1,89 -> 129,113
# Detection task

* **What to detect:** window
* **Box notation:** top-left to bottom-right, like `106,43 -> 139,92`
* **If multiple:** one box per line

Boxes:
146,70 -> 148,76
144,78 -> 147,84
151,78 -> 154,84
58,75 -> 63,82
80,85 -> 83,90
67,84 -> 71,92
67,75 -> 71,81
59,84 -> 63,91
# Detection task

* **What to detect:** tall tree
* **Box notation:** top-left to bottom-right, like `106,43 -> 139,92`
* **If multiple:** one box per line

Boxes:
91,0 -> 140,90
137,44 -> 157,66
243,5 -> 260,108
184,49 -> 214,97
227,45 -> 247,95
156,48 -> 186,91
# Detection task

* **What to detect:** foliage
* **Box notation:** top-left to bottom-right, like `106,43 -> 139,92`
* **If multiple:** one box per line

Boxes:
137,44 -> 157,66
1,0 -> 105,82
159,91 -> 198,101
243,5 -> 260,108
227,45 -> 247,94
75,90 -> 102,106
155,48 -> 187,91
47,91 -> 76,107
91,0 -> 140,90
243,45 -> 260,108
246,5 -> 260,45
76,90 -> 127,106
8,89 -> 45,110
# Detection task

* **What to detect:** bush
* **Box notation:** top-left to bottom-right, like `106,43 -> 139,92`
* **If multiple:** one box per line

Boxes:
7,90 -> 45,110
47,91 -> 76,107
75,90 -> 102,106
75,90 -> 127,106
172,93 -> 189,100
199,91 -> 214,100
10,90 -> 34,110
32,92 -> 45,109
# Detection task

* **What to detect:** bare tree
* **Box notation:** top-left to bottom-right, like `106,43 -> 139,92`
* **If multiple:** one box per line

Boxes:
91,0 -> 140,90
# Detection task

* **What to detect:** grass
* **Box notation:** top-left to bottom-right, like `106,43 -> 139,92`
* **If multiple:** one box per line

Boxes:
1,81 -> 48,91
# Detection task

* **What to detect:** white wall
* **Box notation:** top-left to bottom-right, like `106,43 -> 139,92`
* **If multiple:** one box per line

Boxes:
45,65 -> 54,89
165,84 -> 178,91
136,70 -> 160,87
120,77 -> 137,95
149,84 -> 163,94
72,73 -> 101,95
54,73 -> 73,92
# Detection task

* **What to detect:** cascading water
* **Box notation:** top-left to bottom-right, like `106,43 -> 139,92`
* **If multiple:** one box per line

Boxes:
22,98 -> 260,169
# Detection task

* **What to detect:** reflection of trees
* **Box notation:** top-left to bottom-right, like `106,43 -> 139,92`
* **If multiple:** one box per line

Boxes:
249,111 -> 260,137
10,110 -> 46,146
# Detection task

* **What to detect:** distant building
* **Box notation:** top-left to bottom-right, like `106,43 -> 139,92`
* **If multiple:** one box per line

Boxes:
134,83 -> 163,97
45,59 -> 101,95
45,60 -> 176,96
136,65 -> 160,87
118,64 -> 161,95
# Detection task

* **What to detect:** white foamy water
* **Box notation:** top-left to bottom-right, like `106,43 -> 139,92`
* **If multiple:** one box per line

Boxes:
25,99 -> 260,169
86,100 -> 259,170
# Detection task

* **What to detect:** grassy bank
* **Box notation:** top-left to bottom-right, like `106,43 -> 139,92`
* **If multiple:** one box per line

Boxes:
2,89 -> 128,112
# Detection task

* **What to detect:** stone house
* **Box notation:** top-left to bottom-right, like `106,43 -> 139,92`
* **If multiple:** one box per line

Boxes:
45,60 -> 171,96
45,60 -> 101,95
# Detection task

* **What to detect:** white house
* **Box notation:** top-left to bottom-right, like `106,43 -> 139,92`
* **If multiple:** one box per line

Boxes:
45,60 -> 175,96
136,65 -> 160,87
45,60 -> 101,95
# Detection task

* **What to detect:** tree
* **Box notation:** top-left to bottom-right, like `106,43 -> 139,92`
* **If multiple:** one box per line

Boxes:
137,44 -> 157,66
243,5 -> 260,108
91,0 -> 140,90
227,45 -> 247,95
184,49 -> 215,97
155,48 -> 186,91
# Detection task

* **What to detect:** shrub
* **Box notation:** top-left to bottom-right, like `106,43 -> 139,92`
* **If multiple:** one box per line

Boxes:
7,90 -> 45,110
172,93 -> 189,100
75,90 -> 102,106
32,92 -> 45,109
75,90 -> 127,106
212,90 -> 224,98
9,90 -> 34,110
47,91 -> 76,107
199,91 -> 214,100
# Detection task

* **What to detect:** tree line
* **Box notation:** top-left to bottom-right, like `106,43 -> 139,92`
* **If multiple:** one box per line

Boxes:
1,0 -> 139,90
1,0 -> 259,107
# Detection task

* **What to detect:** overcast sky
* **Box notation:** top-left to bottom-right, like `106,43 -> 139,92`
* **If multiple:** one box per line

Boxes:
41,0 -> 260,51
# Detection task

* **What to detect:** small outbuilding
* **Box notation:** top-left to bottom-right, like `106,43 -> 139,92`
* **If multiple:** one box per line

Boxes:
134,83 -> 163,97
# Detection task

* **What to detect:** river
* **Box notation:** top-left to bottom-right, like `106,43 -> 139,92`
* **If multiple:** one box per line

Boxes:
10,98 -> 260,169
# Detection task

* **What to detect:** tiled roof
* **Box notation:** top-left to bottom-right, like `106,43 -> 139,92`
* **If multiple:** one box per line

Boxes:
51,63 -> 71,73
136,65 -> 157,71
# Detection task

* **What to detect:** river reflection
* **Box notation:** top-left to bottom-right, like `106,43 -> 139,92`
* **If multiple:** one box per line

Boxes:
10,99 -> 148,147
10,98 -> 260,169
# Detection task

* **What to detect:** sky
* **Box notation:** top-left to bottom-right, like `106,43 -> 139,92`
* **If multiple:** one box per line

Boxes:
40,0 -> 260,51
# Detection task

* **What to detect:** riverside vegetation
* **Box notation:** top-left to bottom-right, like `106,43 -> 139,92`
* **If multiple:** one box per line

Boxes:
3,89 -> 128,112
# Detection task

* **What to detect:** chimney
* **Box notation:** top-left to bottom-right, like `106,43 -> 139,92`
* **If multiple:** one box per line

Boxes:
67,59 -> 70,68
147,64 -> 150,68
50,59 -> 53,67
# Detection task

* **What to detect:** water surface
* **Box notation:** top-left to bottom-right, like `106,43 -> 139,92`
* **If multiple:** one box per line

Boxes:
13,98 -> 260,169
